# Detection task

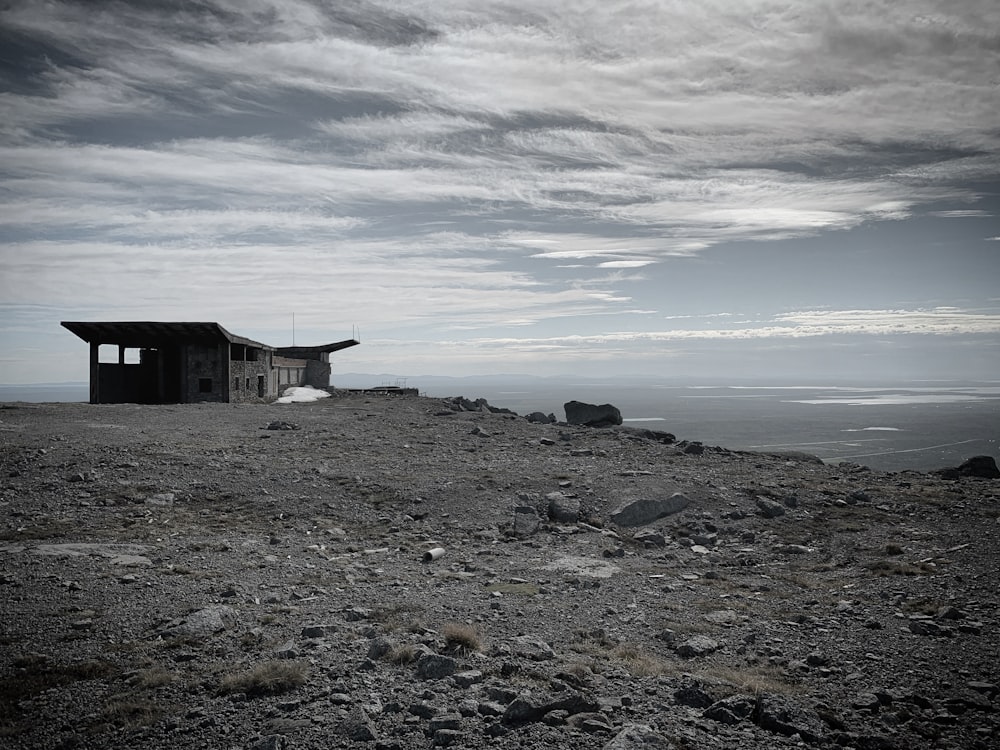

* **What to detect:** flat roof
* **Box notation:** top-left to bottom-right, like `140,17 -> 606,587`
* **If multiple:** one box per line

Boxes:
275,340 -> 360,355
61,321 -> 273,350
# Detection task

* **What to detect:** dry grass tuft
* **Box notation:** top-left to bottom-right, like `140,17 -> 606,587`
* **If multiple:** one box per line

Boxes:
694,664 -> 801,696
864,559 -> 932,576
441,621 -> 483,654
370,602 -> 425,632
611,643 -> 674,677
572,627 -> 615,647
101,697 -> 164,727
387,644 -> 419,664
130,666 -> 175,689
898,597 -> 944,616
561,661 -> 595,680
218,660 -> 309,696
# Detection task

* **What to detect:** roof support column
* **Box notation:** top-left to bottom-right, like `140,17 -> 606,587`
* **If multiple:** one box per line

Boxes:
89,342 -> 100,404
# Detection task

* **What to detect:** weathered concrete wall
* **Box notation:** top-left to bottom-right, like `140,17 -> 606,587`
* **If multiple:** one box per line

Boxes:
303,359 -> 330,388
183,343 -> 227,403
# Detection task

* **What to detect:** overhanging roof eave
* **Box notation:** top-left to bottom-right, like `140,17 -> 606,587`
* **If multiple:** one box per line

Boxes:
60,321 -> 274,350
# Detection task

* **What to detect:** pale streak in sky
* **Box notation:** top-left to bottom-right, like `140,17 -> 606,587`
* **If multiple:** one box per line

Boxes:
0,0 -> 998,382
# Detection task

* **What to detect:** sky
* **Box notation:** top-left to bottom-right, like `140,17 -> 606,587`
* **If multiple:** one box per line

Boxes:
1,0 -> 999,385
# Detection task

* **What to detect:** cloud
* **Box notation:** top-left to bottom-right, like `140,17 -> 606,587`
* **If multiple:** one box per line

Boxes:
464,307 -> 1000,349
929,210 -> 993,218
1,1 -> 999,381
598,260 -> 657,268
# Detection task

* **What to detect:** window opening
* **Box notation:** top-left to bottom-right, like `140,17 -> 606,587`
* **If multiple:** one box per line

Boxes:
98,344 -> 118,363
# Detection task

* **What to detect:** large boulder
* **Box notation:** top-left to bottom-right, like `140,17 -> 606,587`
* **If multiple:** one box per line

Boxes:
610,492 -> 690,527
565,401 -> 622,427
934,455 -> 1000,479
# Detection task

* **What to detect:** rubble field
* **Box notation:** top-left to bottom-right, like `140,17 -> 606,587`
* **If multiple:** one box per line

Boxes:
1,392 -> 997,750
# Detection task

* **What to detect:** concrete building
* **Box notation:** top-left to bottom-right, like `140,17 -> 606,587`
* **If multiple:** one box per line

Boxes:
61,321 -> 358,404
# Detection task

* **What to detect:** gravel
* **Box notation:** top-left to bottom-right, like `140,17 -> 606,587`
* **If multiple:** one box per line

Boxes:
0,392 -> 998,749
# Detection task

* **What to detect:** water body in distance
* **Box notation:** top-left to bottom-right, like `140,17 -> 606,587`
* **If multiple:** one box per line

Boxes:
342,375 -> 997,474
0,382 -> 88,403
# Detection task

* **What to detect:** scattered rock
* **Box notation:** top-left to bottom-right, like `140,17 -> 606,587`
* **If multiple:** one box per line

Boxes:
502,689 -> 597,725
603,724 -> 675,749
618,427 -> 676,444
158,604 -> 237,639
511,635 -> 557,661
967,681 -> 997,696
248,735 -> 287,750
301,624 -> 337,638
341,706 -> 377,742
703,609 -> 740,626
755,693 -> 825,743
632,528 -> 666,547
673,682 -> 714,709
908,619 -> 952,637
547,492 -> 581,523
526,412 -> 555,424
674,635 -> 719,657
755,497 -> 786,518
432,728 -> 464,746
415,654 -> 458,680
429,712 -> 462,731
704,694 -> 756,724
512,506 -> 540,538
452,670 -> 483,688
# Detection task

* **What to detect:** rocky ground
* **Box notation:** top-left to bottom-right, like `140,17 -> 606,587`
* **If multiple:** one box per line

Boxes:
0,391 -> 998,750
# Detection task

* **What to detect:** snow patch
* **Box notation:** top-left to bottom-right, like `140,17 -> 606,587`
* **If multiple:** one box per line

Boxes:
275,386 -> 330,404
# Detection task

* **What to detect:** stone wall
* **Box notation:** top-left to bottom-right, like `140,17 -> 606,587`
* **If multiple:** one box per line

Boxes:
229,352 -> 273,402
